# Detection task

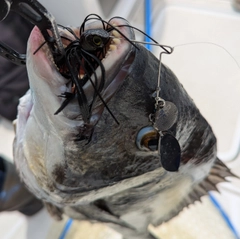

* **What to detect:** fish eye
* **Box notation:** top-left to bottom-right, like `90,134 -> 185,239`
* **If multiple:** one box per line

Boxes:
136,126 -> 159,151
92,35 -> 103,46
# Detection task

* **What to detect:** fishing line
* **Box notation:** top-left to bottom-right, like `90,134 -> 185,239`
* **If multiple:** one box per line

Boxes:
129,40 -> 240,76
173,41 -> 240,70
125,39 -> 240,72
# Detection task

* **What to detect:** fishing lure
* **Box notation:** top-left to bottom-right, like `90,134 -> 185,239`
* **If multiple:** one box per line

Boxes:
52,14 -> 175,123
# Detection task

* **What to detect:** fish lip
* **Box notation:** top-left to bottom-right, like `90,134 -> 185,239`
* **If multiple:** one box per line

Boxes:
27,18 -> 135,124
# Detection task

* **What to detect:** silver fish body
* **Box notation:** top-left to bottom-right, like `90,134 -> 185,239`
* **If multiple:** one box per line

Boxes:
13,17 -> 234,239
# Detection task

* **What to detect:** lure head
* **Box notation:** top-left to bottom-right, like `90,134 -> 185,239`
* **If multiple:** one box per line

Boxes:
79,28 -> 111,51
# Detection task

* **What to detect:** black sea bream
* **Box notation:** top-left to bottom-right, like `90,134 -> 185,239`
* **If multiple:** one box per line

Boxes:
13,17 -> 234,239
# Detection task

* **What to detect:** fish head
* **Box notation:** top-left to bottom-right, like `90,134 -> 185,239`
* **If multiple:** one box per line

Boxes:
13,16 -> 222,229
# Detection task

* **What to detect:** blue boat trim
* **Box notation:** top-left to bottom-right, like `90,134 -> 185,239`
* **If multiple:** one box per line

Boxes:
145,0 -> 152,51
59,218 -> 73,239
209,193 -> 240,239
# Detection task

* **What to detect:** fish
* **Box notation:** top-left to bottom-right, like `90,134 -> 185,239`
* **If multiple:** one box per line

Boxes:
13,16 -> 235,239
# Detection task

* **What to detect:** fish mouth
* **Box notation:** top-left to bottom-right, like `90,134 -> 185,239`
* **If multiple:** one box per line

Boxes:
27,17 -> 135,132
